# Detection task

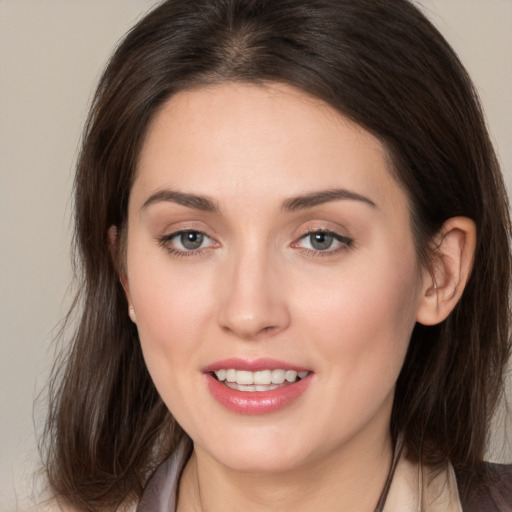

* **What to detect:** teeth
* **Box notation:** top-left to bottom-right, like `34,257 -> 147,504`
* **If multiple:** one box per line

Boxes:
285,370 -> 297,382
271,369 -> 286,384
215,369 -> 226,381
213,368 -> 308,386
236,370 -> 253,385
254,370 -> 272,385
225,382 -> 281,392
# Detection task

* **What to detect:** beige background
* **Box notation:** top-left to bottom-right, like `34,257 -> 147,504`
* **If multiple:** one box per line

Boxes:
0,1 -> 511,510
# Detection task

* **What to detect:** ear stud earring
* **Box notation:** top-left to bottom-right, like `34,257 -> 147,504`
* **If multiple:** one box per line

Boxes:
129,306 -> 136,322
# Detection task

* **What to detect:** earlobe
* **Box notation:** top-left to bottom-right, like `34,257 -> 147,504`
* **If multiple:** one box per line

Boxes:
416,217 -> 476,326
108,225 -> 136,323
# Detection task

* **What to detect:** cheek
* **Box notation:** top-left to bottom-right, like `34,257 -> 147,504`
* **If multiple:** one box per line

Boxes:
296,246 -> 421,383
287,253 -> 421,444
126,247 -> 216,379
128,268 -> 217,431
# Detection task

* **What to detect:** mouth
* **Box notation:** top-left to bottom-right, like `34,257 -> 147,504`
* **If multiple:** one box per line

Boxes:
212,368 -> 310,392
204,359 -> 313,414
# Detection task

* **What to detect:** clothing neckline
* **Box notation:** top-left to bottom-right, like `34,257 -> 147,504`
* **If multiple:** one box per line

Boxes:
136,435 -> 463,512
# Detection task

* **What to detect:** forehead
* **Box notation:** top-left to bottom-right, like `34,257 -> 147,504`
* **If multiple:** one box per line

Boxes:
133,82 -> 408,217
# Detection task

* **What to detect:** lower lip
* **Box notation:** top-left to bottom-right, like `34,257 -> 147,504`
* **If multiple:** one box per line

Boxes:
205,373 -> 312,415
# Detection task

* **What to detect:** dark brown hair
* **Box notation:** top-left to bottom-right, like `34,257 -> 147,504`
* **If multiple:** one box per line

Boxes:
42,0 -> 511,510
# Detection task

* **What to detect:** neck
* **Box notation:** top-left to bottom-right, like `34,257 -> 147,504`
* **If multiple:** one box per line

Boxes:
177,428 -> 393,512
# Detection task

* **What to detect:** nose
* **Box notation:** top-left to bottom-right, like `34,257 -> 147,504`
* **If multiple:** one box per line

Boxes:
216,247 -> 290,340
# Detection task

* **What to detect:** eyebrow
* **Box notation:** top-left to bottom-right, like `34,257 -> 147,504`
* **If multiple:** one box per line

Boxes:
282,188 -> 377,211
141,187 -> 376,214
141,189 -> 220,213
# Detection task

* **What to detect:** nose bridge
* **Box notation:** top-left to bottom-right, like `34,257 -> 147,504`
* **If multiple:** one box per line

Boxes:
217,240 -> 289,339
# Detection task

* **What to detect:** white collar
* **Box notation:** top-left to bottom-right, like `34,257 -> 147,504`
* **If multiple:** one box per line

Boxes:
384,451 -> 463,512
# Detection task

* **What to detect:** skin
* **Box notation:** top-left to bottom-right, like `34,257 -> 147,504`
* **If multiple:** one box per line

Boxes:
120,82 -> 475,511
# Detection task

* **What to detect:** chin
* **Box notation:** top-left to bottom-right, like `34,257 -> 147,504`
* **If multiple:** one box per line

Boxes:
214,448 -> 304,474
194,425 -> 319,474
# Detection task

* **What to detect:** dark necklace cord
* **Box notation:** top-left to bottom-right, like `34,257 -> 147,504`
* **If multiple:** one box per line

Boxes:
373,434 -> 405,512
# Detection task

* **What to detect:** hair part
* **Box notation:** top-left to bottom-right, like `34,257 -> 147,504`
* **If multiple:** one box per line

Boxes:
42,1 -> 511,510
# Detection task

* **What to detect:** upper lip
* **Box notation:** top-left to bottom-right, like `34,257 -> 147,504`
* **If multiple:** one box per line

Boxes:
203,358 -> 310,373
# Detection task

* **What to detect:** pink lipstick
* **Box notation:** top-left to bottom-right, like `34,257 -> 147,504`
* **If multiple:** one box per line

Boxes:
203,358 -> 313,415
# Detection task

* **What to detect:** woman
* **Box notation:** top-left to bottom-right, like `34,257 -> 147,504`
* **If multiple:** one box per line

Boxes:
42,0 -> 512,510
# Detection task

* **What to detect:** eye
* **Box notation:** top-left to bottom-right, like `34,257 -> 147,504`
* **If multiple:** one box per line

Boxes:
177,231 -> 207,250
293,230 -> 353,254
159,230 -> 216,255
306,232 -> 336,251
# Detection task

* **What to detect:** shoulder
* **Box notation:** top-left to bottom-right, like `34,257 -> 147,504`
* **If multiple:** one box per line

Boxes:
455,462 -> 512,512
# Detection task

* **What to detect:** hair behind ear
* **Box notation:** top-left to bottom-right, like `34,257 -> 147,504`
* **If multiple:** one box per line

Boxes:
393,211 -> 511,471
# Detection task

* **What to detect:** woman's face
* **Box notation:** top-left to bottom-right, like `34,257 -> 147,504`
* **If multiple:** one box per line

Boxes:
124,83 -> 427,473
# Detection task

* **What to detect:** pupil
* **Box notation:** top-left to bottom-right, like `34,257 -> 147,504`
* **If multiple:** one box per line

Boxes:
310,232 -> 333,250
181,232 -> 203,250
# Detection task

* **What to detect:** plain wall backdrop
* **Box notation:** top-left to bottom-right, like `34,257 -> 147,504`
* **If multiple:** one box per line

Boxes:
0,1 -> 511,510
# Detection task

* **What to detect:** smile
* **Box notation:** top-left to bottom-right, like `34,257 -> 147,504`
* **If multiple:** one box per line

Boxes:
204,359 -> 313,414
213,369 -> 309,392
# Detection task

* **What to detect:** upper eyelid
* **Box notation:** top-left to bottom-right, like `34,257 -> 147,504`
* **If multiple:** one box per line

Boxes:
296,230 -> 352,243
299,228 -> 346,236
159,226 -> 217,242
291,228 -> 353,251
161,228 -> 207,238
294,225 -> 352,241
158,229 -> 215,246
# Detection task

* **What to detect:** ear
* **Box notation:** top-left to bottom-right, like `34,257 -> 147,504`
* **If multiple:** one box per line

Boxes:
416,217 -> 476,326
108,225 -> 136,323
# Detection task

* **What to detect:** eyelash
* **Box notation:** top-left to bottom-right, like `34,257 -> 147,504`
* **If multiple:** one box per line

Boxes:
157,229 -> 353,258
292,229 -> 354,258
157,230 -> 216,258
